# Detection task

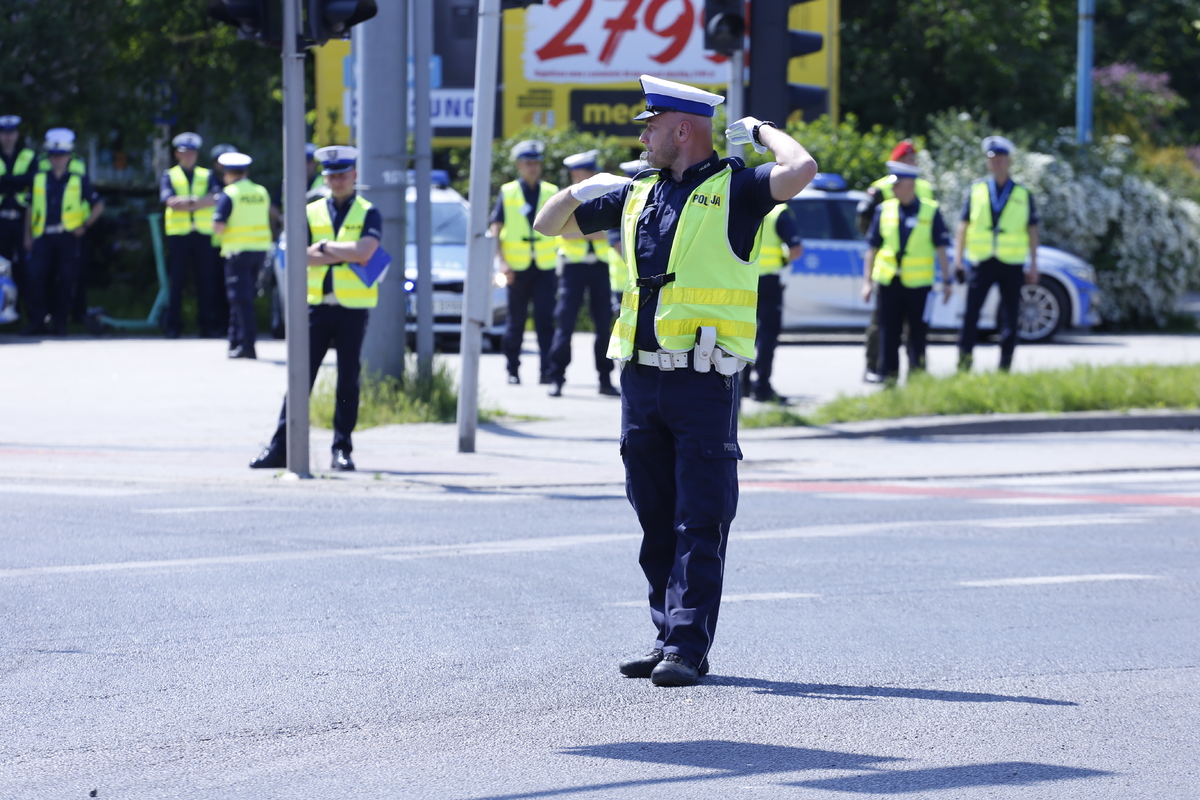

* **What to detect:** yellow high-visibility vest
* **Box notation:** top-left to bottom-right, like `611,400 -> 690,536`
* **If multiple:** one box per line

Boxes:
965,180 -> 1032,265
607,245 -> 628,298
305,195 -> 378,309
608,166 -> 761,362
499,180 -> 558,270
37,155 -> 87,176
0,148 -> 36,207
872,198 -> 938,288
558,234 -> 610,264
869,174 -> 935,202
755,204 -> 792,274
30,172 -> 86,237
219,179 -> 272,256
164,166 -> 215,236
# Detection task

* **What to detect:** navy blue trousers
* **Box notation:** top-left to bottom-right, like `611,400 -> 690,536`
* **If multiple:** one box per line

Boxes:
271,304 -> 368,454
503,267 -> 556,378
548,261 -> 613,385
224,251 -> 261,351
26,233 -> 80,334
958,258 -> 1025,368
620,363 -> 741,667
746,272 -> 783,396
165,232 -> 224,337
876,279 -> 930,378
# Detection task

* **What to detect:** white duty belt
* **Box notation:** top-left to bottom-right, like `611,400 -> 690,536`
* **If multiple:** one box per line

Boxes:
636,350 -> 690,370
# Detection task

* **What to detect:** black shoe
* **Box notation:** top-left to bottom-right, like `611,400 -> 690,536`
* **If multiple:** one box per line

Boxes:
620,649 -> 708,679
229,346 -> 257,359
539,374 -> 552,385
331,448 -> 355,471
507,373 -> 520,385
598,383 -> 620,397
863,371 -> 884,384
164,330 -> 180,340
249,446 -> 286,469
753,388 -> 786,404
548,381 -> 563,397
651,653 -> 703,687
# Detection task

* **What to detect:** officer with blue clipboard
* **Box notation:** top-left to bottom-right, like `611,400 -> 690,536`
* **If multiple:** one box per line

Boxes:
250,145 -> 385,472
534,75 -> 817,686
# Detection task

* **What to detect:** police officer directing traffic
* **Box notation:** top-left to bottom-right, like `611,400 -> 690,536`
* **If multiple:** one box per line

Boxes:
534,75 -> 817,686
490,140 -> 559,385
250,146 -> 382,472
212,151 -> 271,359
0,115 -> 35,315
546,149 -> 619,398
161,132 -> 223,338
861,160 -> 952,383
955,135 -> 1040,372
744,202 -> 802,403
22,128 -> 103,336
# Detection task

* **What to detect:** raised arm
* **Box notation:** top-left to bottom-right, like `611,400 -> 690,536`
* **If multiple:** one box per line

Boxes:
758,125 -> 818,202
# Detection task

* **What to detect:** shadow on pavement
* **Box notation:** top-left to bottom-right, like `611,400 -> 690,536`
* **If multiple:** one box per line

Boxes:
790,761 -> 1110,793
709,677 -> 1077,706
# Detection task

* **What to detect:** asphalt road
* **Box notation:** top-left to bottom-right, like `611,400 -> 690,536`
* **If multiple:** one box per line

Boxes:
3,469 -> 1197,798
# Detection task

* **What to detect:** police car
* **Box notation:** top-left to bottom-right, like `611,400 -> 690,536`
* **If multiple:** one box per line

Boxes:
780,173 -> 1101,341
0,254 -> 16,325
402,171 -> 507,349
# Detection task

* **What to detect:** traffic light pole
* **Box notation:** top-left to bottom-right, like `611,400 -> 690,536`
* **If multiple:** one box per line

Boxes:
456,0 -> 501,454
726,50 -> 744,160
283,0 -> 312,478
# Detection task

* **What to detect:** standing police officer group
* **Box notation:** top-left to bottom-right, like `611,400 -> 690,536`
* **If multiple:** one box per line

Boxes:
491,140 -> 560,385
212,151 -> 272,359
250,146 -> 382,473
535,75 -> 817,686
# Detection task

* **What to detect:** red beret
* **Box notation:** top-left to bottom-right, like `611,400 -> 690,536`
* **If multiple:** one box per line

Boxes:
890,141 -> 916,161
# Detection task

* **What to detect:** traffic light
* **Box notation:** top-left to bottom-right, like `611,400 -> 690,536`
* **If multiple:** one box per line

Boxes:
747,0 -> 832,123
207,0 -> 280,43
306,0 -> 378,44
703,0 -> 745,54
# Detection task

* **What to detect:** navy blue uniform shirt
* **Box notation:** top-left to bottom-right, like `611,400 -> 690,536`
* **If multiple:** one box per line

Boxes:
959,178 -> 1040,226
41,170 -> 100,228
490,179 -> 547,232
774,206 -> 802,250
866,197 -> 952,252
159,167 -> 221,204
575,152 -> 777,352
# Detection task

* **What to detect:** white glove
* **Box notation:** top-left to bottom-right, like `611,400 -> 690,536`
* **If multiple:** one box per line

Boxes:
726,116 -> 768,154
570,172 -> 632,202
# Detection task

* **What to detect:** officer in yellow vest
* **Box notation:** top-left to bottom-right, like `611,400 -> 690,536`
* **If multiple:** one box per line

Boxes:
861,161 -> 952,382
546,150 -> 620,398
211,152 -> 271,358
20,128 -> 103,336
160,132 -> 223,338
954,135 -> 1040,372
249,146 -> 382,472
857,141 -> 937,382
535,75 -> 817,686
745,203 -> 802,402
489,140 -> 559,385
0,115 -> 36,315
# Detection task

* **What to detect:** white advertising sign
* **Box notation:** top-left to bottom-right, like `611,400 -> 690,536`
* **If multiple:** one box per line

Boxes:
523,0 -> 726,85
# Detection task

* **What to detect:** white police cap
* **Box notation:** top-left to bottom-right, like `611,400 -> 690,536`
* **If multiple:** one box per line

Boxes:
635,75 -> 724,120
217,152 -> 252,169
886,160 -> 921,179
314,145 -> 358,175
0,115 -> 21,131
44,128 -> 75,153
563,150 -> 600,171
172,132 -> 202,151
619,159 -> 649,176
982,135 -> 1015,157
510,140 -> 545,161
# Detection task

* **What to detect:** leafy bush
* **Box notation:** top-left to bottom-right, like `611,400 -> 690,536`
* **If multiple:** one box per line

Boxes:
777,114 -> 917,191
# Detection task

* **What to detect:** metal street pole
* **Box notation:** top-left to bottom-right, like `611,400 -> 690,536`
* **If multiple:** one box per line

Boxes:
357,0 -> 408,381
414,0 -> 435,384
1076,0 -> 1095,144
282,0 -> 312,479
726,50 -> 744,159
456,0 -> 500,453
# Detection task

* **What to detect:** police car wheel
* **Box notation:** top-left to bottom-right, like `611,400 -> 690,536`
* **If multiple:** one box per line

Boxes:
1018,279 -> 1068,343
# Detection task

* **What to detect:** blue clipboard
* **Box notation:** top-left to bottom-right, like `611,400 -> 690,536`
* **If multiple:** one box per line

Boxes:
349,247 -> 391,288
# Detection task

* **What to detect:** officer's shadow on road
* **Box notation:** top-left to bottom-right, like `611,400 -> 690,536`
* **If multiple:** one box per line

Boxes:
708,675 -> 1077,706
465,739 -> 1106,799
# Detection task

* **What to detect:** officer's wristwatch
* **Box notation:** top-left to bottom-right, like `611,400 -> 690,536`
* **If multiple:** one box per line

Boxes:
752,120 -> 779,148
318,240 -> 328,255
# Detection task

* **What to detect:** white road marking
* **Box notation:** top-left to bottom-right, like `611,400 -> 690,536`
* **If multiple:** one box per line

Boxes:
959,574 -> 1162,587
972,514 -> 1157,529
0,484 -> 151,497
136,507 -> 309,515
811,493 -> 925,502
974,497 -> 1090,506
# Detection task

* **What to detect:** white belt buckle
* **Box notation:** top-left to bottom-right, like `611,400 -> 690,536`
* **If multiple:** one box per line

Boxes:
657,351 -> 675,371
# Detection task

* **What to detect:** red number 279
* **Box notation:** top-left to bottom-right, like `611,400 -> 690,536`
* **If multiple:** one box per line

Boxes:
536,0 -> 695,66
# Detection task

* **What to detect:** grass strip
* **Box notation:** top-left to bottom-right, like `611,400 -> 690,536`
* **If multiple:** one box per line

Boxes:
740,363 -> 1200,428
310,356 -> 504,429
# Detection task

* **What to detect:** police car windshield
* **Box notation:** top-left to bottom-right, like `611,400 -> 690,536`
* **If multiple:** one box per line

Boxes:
787,198 -> 864,242
405,200 -> 467,245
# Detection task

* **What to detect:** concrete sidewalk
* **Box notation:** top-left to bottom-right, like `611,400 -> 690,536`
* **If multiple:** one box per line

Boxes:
1,331 -> 1198,489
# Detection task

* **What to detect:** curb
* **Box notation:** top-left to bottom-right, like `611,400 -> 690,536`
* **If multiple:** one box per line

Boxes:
751,410 -> 1200,439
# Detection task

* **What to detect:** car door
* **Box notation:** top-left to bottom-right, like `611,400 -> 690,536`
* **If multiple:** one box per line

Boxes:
781,196 -> 868,328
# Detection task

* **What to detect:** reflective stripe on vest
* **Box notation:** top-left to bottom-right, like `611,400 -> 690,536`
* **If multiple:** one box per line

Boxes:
0,148 -> 36,207
872,198 -> 938,287
608,166 -> 761,362
306,195 -> 378,309
219,179 -> 272,255
30,172 -> 86,237
965,180 -> 1031,264
869,175 -> 935,202
164,166 -> 215,236
558,234 -> 610,263
755,204 -> 790,274
499,180 -> 558,270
